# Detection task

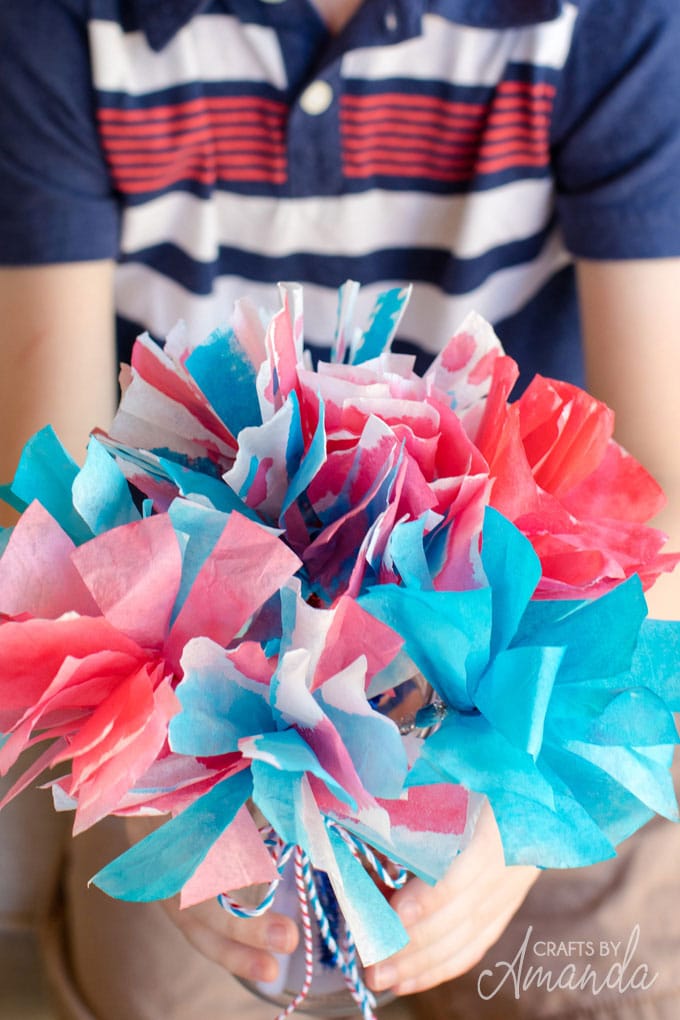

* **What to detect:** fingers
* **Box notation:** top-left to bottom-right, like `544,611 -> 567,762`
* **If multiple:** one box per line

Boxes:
365,801 -> 538,995
367,863 -> 537,994
163,895 -> 299,983
123,815 -> 299,983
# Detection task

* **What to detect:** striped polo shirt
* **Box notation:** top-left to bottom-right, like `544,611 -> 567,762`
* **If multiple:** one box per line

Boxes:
1,0 -> 680,383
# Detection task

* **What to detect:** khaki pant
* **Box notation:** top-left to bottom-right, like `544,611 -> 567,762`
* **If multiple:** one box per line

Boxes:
3,768 -> 680,1020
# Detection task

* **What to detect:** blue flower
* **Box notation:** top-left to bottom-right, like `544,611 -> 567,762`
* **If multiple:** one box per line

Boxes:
360,509 -> 680,867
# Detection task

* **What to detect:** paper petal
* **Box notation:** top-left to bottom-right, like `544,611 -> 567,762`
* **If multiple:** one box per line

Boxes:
480,508 -> 541,657
474,645 -> 563,757
243,729 -> 356,812
185,325 -> 262,438
166,511 -> 300,666
72,438 -> 141,535
160,458 -> 260,521
72,514 -> 182,650
91,769 -> 252,901
325,824 -> 408,966
317,662 -> 408,800
351,285 -> 412,365
0,501 -> 98,618
180,804 -> 278,908
410,712 -> 557,810
359,584 -> 491,711
170,637 -> 273,756
6,427 -> 90,544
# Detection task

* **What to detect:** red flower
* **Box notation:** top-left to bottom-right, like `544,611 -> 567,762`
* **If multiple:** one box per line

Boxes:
475,362 -> 679,597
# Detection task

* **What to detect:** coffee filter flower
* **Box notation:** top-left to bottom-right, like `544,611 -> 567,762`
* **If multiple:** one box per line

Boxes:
1,281 -> 680,1000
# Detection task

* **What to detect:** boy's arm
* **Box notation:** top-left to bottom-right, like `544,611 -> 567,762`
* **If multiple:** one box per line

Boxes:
0,263 -> 117,525
577,257 -> 680,621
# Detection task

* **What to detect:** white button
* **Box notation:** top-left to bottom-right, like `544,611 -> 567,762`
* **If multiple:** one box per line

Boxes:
384,9 -> 399,31
300,80 -> 334,116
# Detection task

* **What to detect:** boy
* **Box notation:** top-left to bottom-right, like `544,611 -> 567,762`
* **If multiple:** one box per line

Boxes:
1,1 -> 679,1016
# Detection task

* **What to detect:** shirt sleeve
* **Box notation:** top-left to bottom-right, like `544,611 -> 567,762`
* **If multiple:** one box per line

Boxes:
0,0 -> 120,265
551,0 -> 680,260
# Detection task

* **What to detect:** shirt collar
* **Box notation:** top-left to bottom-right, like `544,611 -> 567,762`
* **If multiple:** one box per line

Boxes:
134,0 -> 211,51
134,0 -> 565,52
433,1 -> 564,28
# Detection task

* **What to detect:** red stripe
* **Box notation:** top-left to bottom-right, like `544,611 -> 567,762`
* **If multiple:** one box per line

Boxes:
343,147 -> 549,180
341,121 -> 549,167
342,138 -> 549,164
492,96 -> 554,114
340,82 -> 553,183
113,167 -> 287,194
344,161 -> 474,182
112,151 -> 287,178
343,156 -> 548,181
343,151 -> 476,174
341,106 -> 549,130
107,146 -> 286,169
103,133 -> 286,160
341,96 -> 552,119
340,109 -> 550,137
486,123 -> 548,142
476,156 -> 549,174
340,111 -> 485,135
110,156 -> 287,193
342,134 -> 481,157
343,143 -> 548,167
341,122 -> 483,147
342,82 -> 554,113
99,96 -> 290,193
342,92 -> 487,118
486,111 -> 550,128
102,82 -> 555,192
99,111 -> 286,141
341,119 -> 547,146
478,146 -> 548,164
496,80 -> 557,97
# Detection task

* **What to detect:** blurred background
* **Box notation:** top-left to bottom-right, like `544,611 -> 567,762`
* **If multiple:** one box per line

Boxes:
0,929 -> 55,1019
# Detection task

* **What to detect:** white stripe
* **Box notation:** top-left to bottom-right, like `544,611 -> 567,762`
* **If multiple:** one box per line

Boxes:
114,230 -> 570,354
89,16 -> 287,94
341,5 -> 578,86
399,231 -> 571,355
120,179 -> 555,265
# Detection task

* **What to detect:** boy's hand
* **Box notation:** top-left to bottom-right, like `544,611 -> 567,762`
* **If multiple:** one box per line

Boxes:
160,889 -> 299,984
365,800 -> 538,996
125,815 -> 299,984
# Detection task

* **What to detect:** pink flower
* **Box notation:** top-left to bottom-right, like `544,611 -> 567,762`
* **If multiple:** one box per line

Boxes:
0,501 -> 299,831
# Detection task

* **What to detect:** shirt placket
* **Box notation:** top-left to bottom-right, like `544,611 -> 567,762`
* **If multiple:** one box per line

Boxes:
281,0 -> 424,196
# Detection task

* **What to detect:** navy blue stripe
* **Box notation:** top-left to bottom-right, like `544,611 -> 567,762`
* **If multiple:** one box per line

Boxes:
340,166 -> 552,196
342,79 -> 495,105
123,221 -> 557,297
117,178 -> 289,205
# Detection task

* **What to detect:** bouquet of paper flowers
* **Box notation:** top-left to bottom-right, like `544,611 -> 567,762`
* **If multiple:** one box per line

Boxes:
1,282 -> 680,1019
